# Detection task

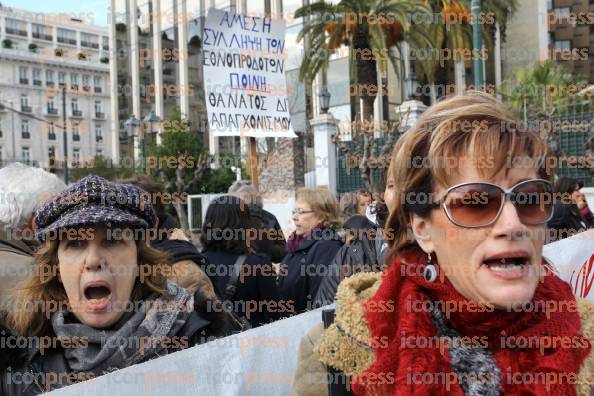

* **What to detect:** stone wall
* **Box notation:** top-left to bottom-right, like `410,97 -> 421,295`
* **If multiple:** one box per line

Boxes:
258,135 -> 305,195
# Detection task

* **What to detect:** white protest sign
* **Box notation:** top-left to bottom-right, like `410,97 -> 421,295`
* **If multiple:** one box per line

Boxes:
47,306 -> 329,396
203,9 -> 296,138
543,229 -> 594,299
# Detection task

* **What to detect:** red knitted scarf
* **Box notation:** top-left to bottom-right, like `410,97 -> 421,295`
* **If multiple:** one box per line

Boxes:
352,246 -> 591,396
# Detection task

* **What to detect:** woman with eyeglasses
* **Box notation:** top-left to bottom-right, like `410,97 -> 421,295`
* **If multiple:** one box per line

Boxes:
276,187 -> 343,316
547,177 -> 592,241
296,92 -> 593,396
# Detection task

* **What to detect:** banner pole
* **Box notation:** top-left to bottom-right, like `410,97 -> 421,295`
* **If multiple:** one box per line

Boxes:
249,137 -> 259,189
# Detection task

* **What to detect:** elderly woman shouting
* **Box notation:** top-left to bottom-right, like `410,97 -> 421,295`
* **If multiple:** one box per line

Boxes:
299,93 -> 593,396
0,176 -> 237,395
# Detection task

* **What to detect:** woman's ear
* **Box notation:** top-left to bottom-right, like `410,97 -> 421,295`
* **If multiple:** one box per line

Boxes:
410,213 -> 435,254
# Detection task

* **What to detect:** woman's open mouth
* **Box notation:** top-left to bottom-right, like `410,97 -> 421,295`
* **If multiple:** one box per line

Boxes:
481,253 -> 531,280
83,282 -> 112,311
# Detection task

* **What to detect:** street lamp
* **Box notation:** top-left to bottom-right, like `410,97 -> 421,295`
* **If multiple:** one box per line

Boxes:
319,86 -> 331,114
405,73 -> 419,100
142,111 -> 161,133
124,115 -> 142,174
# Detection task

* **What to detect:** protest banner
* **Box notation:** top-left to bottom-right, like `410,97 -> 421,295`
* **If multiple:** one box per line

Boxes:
47,306 -> 328,396
202,9 -> 296,139
543,229 -> 594,300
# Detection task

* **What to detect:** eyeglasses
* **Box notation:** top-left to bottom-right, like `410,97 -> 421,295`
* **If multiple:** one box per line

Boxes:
292,209 -> 314,216
428,179 -> 554,228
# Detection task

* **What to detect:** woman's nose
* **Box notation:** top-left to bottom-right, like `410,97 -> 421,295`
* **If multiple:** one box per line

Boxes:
83,242 -> 106,272
493,201 -> 529,239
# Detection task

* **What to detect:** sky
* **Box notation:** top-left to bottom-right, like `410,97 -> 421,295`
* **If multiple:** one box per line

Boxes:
0,0 -> 108,26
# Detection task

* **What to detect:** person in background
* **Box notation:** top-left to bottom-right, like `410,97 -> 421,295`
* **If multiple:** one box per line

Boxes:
1,175 -> 237,395
200,195 -> 279,327
0,163 -> 66,312
339,189 -> 372,219
313,176 -> 394,308
277,187 -> 343,315
575,190 -> 594,228
120,176 -> 216,298
547,177 -> 591,241
228,180 -> 287,263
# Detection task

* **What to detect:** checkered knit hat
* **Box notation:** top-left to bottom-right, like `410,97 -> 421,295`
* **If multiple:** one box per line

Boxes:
35,175 -> 158,240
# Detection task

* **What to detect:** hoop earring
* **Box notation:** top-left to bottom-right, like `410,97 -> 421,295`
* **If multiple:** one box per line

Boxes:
424,253 -> 438,282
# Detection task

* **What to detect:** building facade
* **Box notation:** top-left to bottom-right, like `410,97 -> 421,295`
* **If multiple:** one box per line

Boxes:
0,5 -> 113,174
548,0 -> 594,82
110,0 -> 406,183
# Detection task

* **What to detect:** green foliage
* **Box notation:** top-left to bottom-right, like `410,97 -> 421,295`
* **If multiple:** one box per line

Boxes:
70,156 -> 134,182
499,60 -> 589,118
145,111 -> 244,194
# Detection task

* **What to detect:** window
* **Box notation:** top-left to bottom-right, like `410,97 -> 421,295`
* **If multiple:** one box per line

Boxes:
46,70 -> 55,87
554,7 -> 571,20
48,146 -> 56,167
20,95 -> 31,112
32,24 -> 52,40
19,66 -> 28,85
70,73 -> 79,89
82,75 -> 90,91
58,71 -> 66,86
47,96 -> 57,115
554,40 -> 571,51
48,123 -> 56,139
96,148 -> 103,157
94,101 -> 104,118
81,33 -> 99,48
72,148 -> 80,166
93,76 -> 102,93
71,99 -> 81,117
95,124 -> 103,142
102,36 -> 109,50
33,68 -> 42,86
21,120 -> 30,139
57,28 -> 76,45
72,124 -> 80,141
21,147 -> 30,164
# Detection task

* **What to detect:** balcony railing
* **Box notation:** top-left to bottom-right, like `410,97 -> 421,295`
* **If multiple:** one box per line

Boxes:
71,110 -> 82,117
95,112 -> 105,119
33,80 -> 42,86
21,131 -> 31,139
21,105 -> 32,113
96,135 -> 103,143
6,27 -> 27,37
81,41 -> 100,49
19,78 -> 28,85
47,108 -> 58,115
94,87 -> 102,94
72,134 -> 80,142
46,81 -> 55,88
33,32 -> 53,41
48,133 -> 56,140
57,37 -> 77,45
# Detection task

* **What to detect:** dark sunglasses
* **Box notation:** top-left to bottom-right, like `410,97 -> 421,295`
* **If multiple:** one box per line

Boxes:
428,179 -> 554,228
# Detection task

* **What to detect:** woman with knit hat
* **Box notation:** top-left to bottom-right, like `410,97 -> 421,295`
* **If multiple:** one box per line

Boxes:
0,175 -> 238,395
293,92 -> 594,396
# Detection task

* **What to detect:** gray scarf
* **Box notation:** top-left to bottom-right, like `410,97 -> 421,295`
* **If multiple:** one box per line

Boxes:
51,281 -> 193,374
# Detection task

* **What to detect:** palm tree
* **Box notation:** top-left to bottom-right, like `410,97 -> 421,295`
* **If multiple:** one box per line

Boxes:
421,0 -> 518,98
499,60 -> 585,119
295,0 -> 433,126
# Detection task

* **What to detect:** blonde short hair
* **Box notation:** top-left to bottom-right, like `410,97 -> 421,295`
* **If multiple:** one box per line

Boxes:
296,187 -> 342,230
385,91 -> 552,257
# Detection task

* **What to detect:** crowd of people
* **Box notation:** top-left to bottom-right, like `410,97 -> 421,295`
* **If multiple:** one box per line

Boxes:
0,91 -> 593,395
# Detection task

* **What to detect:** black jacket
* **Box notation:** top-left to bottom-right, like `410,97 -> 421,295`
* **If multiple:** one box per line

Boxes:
248,206 -> 287,263
152,214 -> 207,266
276,228 -> 343,316
0,289 -> 238,396
314,226 -> 386,308
201,250 -> 279,327
547,201 -> 589,241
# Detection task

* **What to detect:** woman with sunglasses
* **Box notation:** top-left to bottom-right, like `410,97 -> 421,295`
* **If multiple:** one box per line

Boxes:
303,92 -> 594,396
